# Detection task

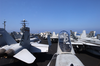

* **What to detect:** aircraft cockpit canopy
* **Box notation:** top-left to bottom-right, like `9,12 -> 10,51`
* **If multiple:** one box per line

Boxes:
58,30 -> 72,52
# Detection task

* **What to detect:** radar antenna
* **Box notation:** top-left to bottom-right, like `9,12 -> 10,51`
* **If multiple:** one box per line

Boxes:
21,19 -> 27,28
3,19 -> 6,29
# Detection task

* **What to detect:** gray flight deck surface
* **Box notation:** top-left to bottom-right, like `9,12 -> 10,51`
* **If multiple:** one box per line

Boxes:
0,35 -> 100,66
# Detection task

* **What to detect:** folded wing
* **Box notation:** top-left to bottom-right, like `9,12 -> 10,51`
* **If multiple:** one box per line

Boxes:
14,49 -> 36,64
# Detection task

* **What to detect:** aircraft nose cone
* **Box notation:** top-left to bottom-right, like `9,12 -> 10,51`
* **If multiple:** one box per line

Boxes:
5,49 -> 14,56
0,49 -> 6,56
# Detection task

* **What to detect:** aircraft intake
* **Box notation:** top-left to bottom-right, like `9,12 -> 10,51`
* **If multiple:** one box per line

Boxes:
0,49 -> 6,56
5,49 -> 14,56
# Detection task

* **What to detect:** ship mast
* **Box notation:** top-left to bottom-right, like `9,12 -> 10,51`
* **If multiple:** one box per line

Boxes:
3,20 -> 6,29
21,19 -> 27,28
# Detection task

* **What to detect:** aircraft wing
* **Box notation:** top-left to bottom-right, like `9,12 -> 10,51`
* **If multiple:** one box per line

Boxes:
84,42 -> 100,46
30,42 -> 49,53
71,42 -> 83,45
14,49 -> 36,64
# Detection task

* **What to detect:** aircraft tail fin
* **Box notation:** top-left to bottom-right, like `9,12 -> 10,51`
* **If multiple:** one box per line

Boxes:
70,30 -> 78,40
0,33 -> 6,46
47,35 -> 52,48
88,31 -> 96,37
80,30 -> 87,38
0,28 -> 17,45
52,32 -> 56,36
20,27 -> 30,48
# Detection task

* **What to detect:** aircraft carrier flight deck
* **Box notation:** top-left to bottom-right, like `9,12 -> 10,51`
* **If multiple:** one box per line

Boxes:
0,35 -> 100,66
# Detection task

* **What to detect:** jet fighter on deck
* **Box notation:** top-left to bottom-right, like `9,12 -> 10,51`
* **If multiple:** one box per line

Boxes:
0,19 -> 50,64
70,30 -> 100,55
47,30 -> 84,66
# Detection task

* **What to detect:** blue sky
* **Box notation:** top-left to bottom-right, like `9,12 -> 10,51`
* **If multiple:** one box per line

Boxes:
0,0 -> 100,34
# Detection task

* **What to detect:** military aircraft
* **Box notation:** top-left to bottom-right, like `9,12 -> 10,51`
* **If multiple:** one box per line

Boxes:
50,32 -> 58,42
40,32 -> 58,42
10,30 -> 41,43
0,19 -> 50,64
70,30 -> 84,52
39,32 -> 44,37
10,31 -> 22,42
42,32 -> 51,39
47,30 -> 84,66
70,30 -> 100,55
